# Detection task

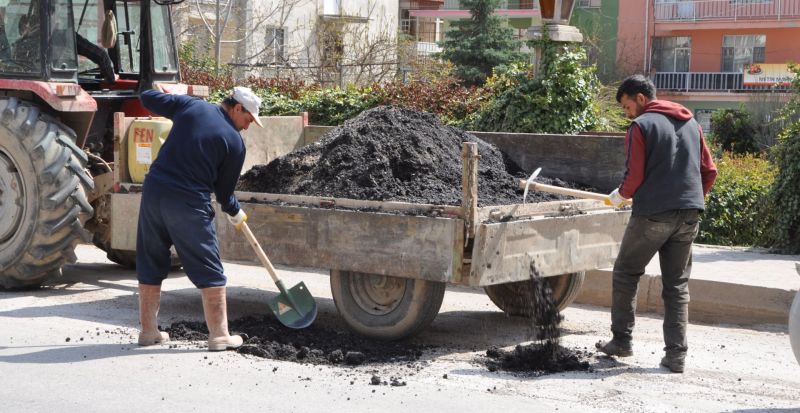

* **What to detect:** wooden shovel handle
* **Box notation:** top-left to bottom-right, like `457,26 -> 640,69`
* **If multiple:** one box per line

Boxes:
240,221 -> 281,284
518,179 -> 632,205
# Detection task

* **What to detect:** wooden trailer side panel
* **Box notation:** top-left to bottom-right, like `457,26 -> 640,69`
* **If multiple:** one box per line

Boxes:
469,210 -> 630,286
217,203 -> 464,282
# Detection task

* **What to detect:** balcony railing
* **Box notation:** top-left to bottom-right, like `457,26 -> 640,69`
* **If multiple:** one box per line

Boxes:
654,0 -> 800,22
416,41 -> 443,56
652,72 -> 791,91
406,0 -> 535,9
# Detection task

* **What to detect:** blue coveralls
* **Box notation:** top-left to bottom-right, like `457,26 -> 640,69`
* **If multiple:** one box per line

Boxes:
136,90 -> 245,288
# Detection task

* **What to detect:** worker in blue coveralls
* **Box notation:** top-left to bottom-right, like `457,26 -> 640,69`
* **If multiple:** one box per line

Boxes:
135,86 -> 262,351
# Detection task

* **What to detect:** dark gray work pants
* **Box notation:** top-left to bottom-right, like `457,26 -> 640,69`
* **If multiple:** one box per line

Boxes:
611,209 -> 700,355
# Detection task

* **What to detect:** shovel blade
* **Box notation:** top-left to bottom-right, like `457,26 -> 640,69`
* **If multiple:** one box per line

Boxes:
267,281 -> 318,329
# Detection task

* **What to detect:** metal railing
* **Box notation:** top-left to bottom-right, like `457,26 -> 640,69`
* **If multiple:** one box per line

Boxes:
442,0 -> 535,9
416,42 -> 443,56
654,0 -> 800,21
652,72 -> 791,91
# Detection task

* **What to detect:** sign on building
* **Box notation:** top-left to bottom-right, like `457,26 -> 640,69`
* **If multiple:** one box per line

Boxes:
743,63 -> 794,87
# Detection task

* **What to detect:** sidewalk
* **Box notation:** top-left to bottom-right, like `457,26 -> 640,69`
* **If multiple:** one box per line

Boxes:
575,245 -> 800,325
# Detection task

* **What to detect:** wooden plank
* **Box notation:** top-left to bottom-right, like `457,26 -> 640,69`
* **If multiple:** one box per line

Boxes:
469,210 -> 631,286
217,202 -> 464,282
234,190 -> 463,218
461,142 -> 479,240
110,193 -> 141,250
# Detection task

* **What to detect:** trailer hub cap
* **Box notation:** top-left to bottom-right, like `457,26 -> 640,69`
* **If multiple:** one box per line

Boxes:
0,150 -> 25,245
349,273 -> 406,316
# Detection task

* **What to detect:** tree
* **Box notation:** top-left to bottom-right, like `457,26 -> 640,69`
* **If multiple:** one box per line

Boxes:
439,0 -> 526,86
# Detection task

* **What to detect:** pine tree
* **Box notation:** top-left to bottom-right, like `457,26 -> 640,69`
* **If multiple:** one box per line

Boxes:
439,0 -> 526,86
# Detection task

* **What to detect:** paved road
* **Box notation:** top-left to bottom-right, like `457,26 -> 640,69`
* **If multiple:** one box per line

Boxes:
1,245 -> 798,413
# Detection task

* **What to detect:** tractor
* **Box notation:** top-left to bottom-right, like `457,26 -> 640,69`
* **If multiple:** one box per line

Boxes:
0,0 -> 197,288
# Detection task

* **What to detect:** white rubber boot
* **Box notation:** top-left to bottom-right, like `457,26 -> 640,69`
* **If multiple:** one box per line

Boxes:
201,286 -> 244,351
138,283 -> 170,346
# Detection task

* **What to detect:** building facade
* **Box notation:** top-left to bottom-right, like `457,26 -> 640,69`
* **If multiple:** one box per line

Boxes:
615,0 -> 800,129
399,0 -> 541,57
175,0 -> 399,86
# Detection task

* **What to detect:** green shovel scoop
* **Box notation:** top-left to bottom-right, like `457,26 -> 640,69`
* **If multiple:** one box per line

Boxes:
239,221 -> 317,329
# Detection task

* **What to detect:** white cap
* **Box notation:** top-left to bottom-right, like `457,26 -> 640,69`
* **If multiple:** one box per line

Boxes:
232,86 -> 263,128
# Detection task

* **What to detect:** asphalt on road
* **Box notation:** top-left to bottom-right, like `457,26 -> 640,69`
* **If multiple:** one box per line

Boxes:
1,244 -> 798,413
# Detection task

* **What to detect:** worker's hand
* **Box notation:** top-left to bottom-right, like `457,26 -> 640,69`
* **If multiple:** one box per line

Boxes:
604,188 -> 628,208
227,209 -> 247,230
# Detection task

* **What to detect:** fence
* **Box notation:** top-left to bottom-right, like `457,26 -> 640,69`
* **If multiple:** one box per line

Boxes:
652,71 -> 791,91
654,0 -> 800,21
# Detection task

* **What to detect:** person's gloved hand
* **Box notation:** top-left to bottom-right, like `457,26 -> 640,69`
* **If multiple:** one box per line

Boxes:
227,209 -> 247,230
604,188 -> 628,208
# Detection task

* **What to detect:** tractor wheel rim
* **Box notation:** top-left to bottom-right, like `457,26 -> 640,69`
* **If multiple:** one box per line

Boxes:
348,272 -> 406,316
0,149 -> 25,245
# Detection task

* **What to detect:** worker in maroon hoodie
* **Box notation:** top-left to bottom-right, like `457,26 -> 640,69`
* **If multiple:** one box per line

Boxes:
596,75 -> 717,373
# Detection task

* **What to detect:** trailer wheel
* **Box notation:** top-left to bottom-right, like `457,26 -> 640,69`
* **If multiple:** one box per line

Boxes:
0,98 -> 94,289
330,270 -> 445,340
484,272 -> 585,317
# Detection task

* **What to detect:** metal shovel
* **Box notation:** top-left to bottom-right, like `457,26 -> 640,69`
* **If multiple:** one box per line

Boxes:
239,221 -> 317,329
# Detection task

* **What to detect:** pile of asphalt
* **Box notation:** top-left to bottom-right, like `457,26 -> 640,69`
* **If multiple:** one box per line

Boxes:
484,265 -> 592,375
237,106 -> 571,206
166,315 -> 428,367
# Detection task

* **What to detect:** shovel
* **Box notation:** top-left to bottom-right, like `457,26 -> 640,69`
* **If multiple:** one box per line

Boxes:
239,221 -> 318,329
518,178 -> 632,206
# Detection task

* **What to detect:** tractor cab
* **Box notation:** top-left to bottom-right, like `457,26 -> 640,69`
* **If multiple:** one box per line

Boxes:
0,0 -> 179,89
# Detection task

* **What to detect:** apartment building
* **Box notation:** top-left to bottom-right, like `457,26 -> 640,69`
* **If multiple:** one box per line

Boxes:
175,0 -> 399,86
399,0 -> 541,57
571,0 -> 619,81
616,0 -> 800,129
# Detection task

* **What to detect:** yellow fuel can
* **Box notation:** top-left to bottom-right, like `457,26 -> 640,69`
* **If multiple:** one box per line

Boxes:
127,118 -> 172,183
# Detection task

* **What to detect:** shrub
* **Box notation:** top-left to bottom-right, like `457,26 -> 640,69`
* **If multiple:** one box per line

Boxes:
467,38 -> 599,134
297,87 -> 380,126
764,64 -> 800,253
698,153 -> 775,247
709,108 -> 760,154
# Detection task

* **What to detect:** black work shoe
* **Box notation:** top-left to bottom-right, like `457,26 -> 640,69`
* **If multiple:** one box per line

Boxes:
660,354 -> 685,373
595,339 -> 633,357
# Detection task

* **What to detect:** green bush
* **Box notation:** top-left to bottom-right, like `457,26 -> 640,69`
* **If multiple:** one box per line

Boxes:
297,87 -> 380,126
709,108 -> 760,154
698,153 -> 775,246
764,64 -> 800,253
466,38 -> 599,134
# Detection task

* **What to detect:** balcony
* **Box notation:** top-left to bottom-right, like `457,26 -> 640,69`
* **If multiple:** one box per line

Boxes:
654,0 -> 800,22
652,72 -> 791,92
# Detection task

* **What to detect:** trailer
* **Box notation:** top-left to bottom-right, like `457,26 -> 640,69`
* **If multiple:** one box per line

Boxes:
105,114 -> 630,340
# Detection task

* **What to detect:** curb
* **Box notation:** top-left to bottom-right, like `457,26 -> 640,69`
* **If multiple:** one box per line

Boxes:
575,269 -> 797,325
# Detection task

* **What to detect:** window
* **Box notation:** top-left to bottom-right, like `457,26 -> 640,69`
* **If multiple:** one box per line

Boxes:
577,0 -> 602,8
264,27 -> 285,65
651,36 -> 691,72
722,35 -> 765,73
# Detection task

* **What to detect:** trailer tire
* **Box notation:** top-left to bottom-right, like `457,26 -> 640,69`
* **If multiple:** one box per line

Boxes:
0,98 -> 94,289
330,270 -> 445,341
484,272 -> 585,317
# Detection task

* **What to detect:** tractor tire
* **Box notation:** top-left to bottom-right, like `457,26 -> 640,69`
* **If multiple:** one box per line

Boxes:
0,97 -> 94,289
330,270 -> 445,341
484,272 -> 586,317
